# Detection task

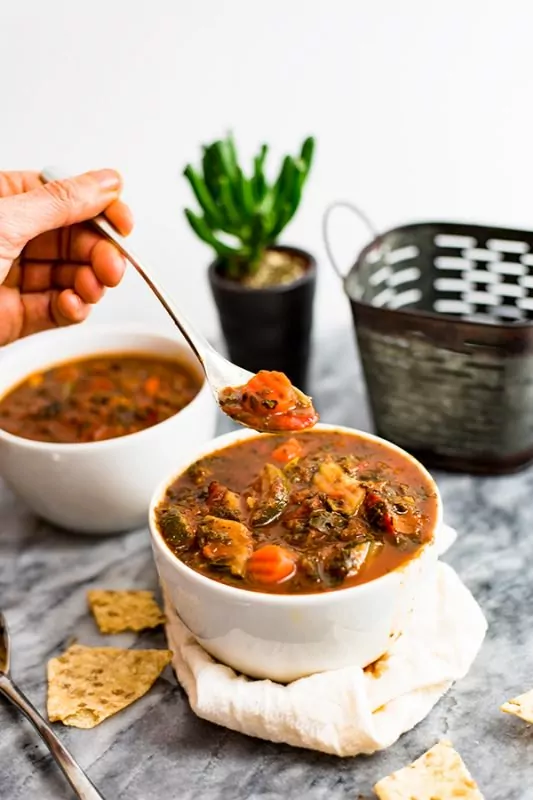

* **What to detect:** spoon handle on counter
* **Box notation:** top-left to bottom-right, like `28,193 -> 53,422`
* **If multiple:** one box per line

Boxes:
0,675 -> 105,800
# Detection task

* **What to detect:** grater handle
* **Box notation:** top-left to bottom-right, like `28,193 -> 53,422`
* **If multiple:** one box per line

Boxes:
322,201 -> 378,280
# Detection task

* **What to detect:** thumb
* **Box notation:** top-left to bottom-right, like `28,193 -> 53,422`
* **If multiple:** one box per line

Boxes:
0,169 -> 122,250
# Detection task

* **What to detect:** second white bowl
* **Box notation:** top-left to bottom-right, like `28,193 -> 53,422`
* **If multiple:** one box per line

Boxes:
0,324 -> 217,534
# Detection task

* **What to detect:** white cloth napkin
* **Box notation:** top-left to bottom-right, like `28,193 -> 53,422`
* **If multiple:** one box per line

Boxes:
164,528 -> 487,757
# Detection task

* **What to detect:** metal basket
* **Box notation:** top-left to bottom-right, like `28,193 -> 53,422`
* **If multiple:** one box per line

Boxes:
323,203 -> 533,474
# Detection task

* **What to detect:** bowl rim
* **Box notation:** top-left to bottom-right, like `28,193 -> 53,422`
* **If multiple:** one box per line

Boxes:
0,322 -> 211,453
149,422 -> 443,607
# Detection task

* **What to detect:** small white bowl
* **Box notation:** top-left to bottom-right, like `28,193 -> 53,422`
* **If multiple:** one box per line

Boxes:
0,324 -> 217,534
149,424 -> 443,683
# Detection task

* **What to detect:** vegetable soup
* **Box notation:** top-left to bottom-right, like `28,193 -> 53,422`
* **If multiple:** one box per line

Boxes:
0,354 -> 200,444
156,430 -> 438,595
218,370 -> 318,433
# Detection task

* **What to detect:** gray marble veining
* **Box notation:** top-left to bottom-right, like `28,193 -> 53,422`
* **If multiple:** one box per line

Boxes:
1,331 -> 533,800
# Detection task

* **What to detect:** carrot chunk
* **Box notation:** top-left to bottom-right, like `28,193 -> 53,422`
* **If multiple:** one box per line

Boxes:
272,438 -> 303,463
143,376 -> 161,396
241,371 -> 297,416
246,544 -> 297,584
219,369 -> 319,433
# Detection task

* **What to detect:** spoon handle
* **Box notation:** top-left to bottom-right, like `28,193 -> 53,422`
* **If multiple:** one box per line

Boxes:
91,213 -> 213,364
39,166 -> 216,372
0,675 -> 105,799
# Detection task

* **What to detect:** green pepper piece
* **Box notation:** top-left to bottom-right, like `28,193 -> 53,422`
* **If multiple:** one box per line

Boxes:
249,464 -> 290,527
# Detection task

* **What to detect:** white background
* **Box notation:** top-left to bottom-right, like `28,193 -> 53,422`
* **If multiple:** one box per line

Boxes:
2,0 -> 533,342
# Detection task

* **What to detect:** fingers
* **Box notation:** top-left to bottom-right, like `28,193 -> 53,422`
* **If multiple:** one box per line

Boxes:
1,167 -> 130,320
20,290 -> 91,338
2,259 -> 22,288
0,286 -> 24,345
55,289 -> 91,325
0,171 -> 134,234
0,286 -> 92,345
105,198 -> 134,236
24,213 -> 134,261
0,172 -> 42,198
8,262 -> 79,292
90,239 -> 125,287
23,228 -> 78,260
23,223 -> 129,294
1,169 -> 123,249
67,240 -> 126,305
16,239 -> 125,301
73,266 -> 105,304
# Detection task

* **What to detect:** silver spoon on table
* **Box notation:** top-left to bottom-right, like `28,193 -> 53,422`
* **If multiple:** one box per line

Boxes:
0,612 -> 105,800
39,167 -> 316,434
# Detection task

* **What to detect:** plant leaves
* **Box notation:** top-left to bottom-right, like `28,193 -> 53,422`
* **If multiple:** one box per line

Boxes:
252,144 -> 268,202
300,136 -> 315,173
201,144 -> 224,203
184,209 -> 240,257
272,156 -> 294,205
183,135 -> 315,271
217,134 -> 239,182
235,167 -> 256,217
219,176 -> 242,230
183,166 -> 222,228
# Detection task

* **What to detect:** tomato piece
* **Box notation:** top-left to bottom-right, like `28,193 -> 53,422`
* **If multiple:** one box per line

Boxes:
88,376 -> 114,392
218,370 -> 318,433
365,491 -> 395,533
272,438 -> 303,463
242,371 -> 296,415
246,544 -> 297,584
265,407 -> 318,431
143,376 -> 160,396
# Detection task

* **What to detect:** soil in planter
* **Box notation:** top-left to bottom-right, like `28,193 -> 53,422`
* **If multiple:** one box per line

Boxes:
239,249 -> 307,289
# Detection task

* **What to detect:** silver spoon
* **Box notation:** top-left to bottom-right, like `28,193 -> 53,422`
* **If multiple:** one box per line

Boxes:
0,611 -> 105,799
40,167 -> 254,401
39,167 -> 316,434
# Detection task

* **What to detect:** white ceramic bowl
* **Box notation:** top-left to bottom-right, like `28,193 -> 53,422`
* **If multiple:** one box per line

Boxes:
0,324 -> 217,534
149,424 -> 443,683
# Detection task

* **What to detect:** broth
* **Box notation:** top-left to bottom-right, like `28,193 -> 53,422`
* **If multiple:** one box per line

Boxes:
156,430 -> 437,595
0,353 -> 200,444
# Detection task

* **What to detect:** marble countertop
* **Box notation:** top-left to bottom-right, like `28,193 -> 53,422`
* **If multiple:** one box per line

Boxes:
1,331 -> 533,800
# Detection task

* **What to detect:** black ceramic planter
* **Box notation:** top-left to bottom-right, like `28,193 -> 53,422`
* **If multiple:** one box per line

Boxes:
208,246 -> 316,392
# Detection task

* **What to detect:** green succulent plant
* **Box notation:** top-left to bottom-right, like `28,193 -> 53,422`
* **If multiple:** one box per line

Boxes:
183,133 -> 315,280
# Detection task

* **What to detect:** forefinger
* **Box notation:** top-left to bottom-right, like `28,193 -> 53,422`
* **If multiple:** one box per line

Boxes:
104,197 -> 134,236
24,211 -> 133,262
1,171 -> 134,234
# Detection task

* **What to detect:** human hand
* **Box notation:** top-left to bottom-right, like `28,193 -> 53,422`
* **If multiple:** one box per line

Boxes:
0,169 -> 134,346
